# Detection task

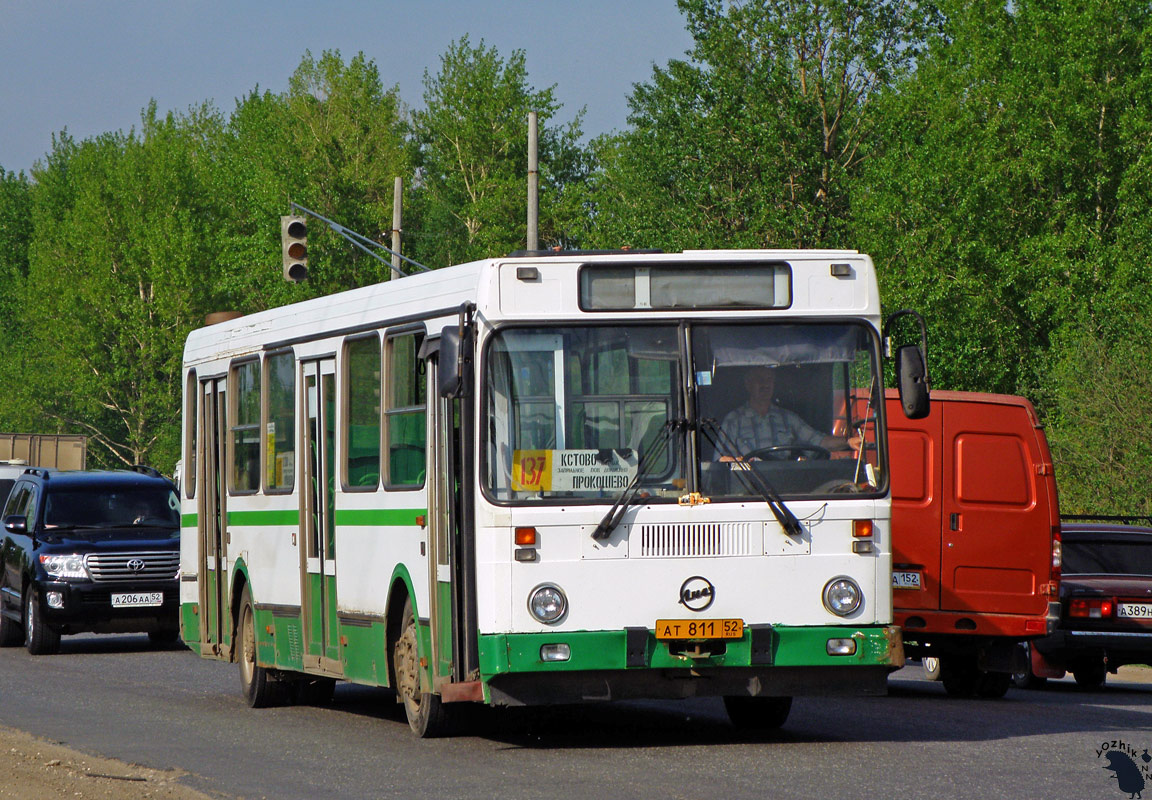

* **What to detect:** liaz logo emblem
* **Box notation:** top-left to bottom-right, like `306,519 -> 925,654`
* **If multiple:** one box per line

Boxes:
679,576 -> 715,612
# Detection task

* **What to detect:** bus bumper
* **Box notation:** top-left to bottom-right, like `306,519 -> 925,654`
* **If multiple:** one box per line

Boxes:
478,624 -> 902,706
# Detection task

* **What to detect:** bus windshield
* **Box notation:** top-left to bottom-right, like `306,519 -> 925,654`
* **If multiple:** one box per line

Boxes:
483,322 -> 885,503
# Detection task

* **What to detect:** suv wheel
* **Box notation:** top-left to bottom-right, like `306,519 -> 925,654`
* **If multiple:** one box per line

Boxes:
24,588 -> 61,656
0,599 -> 23,647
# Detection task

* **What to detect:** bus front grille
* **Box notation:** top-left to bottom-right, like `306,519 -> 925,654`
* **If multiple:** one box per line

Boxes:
635,523 -> 759,558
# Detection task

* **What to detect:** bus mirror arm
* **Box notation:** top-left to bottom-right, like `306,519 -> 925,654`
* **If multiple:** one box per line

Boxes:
438,326 -> 468,398
895,345 -> 930,420
883,309 -> 931,420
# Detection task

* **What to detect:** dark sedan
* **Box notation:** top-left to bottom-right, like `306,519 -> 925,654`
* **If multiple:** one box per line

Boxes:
1014,522 -> 1152,688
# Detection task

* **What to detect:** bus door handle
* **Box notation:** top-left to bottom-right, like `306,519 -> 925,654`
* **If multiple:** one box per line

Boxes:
950,513 -> 960,531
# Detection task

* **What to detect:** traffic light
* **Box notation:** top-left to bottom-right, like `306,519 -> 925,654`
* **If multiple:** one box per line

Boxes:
281,215 -> 308,282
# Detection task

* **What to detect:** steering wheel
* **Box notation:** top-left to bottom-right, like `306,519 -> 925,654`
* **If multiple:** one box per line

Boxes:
746,444 -> 831,461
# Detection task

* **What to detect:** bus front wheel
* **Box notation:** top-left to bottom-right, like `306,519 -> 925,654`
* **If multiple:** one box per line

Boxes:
393,598 -> 452,737
723,695 -> 792,730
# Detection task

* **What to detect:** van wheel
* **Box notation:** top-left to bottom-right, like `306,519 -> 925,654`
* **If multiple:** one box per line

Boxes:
976,670 -> 1011,698
237,586 -> 284,707
940,656 -> 980,697
24,588 -> 60,656
393,598 -> 452,737
723,696 -> 792,730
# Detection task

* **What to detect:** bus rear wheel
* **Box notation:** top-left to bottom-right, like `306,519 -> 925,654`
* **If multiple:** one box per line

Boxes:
393,598 -> 452,737
238,586 -> 284,708
723,695 -> 792,730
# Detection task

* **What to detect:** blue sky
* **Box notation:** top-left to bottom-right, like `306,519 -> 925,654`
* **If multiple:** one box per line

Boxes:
0,1 -> 695,174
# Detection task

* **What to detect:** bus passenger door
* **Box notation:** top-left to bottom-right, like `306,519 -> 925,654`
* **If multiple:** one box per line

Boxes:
302,359 -> 340,671
199,378 -> 228,656
427,358 -> 454,685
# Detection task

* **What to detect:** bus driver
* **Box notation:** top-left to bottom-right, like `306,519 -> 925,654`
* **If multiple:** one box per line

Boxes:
719,366 -> 858,460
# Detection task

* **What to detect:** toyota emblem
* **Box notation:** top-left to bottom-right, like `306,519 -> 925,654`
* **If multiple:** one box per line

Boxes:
127,558 -> 146,572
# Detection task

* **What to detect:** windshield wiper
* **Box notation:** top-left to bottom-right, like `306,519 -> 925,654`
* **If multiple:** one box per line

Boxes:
698,418 -> 804,537
591,419 -> 683,541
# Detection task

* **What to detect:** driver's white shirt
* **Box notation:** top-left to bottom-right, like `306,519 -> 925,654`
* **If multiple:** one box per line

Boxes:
719,403 -> 825,456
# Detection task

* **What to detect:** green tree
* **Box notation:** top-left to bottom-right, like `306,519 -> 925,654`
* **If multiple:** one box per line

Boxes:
214,50 -> 412,312
22,105 -> 225,470
0,167 -> 34,431
582,0 -> 937,251
411,36 -> 589,266
854,0 -> 1152,397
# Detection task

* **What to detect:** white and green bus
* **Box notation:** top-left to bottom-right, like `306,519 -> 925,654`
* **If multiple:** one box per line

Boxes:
179,249 -> 927,736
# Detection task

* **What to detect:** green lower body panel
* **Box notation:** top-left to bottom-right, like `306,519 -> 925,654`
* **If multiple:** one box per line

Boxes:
478,625 -> 903,706
179,602 -> 199,647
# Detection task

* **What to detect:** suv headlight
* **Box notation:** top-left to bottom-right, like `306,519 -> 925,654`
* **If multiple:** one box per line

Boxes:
40,554 -> 89,580
823,576 -> 862,616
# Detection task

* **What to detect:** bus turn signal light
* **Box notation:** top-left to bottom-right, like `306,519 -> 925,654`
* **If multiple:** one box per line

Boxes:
515,527 -> 537,546
852,520 -> 874,538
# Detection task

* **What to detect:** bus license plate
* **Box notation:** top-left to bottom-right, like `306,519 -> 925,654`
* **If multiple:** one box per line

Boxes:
1118,603 -> 1152,619
111,592 -> 164,608
892,571 -> 922,589
655,619 -> 744,640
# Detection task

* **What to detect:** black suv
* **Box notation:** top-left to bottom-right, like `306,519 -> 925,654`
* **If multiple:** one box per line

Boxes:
0,467 -> 180,654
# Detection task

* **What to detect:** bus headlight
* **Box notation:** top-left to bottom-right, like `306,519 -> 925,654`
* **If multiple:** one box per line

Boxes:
823,577 -> 862,616
528,584 -> 567,624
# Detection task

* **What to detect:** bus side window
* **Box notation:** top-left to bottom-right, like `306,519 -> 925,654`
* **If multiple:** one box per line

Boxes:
344,336 -> 381,490
386,331 -> 427,488
265,350 -> 296,492
230,359 -> 260,493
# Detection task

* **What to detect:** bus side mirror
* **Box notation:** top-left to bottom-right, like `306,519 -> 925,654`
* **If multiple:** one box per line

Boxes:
439,326 -> 465,398
895,345 -> 930,419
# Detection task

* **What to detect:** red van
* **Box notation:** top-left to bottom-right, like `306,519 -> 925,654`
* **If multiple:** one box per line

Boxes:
886,390 -> 1061,697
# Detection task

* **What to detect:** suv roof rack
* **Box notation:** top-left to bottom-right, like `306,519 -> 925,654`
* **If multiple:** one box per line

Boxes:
128,464 -> 163,478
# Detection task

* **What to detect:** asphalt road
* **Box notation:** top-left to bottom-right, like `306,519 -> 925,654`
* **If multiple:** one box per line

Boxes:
1,634 -> 1150,800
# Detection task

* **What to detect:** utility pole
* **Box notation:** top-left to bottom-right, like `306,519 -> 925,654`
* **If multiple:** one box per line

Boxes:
527,111 -> 539,252
391,177 -> 403,281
